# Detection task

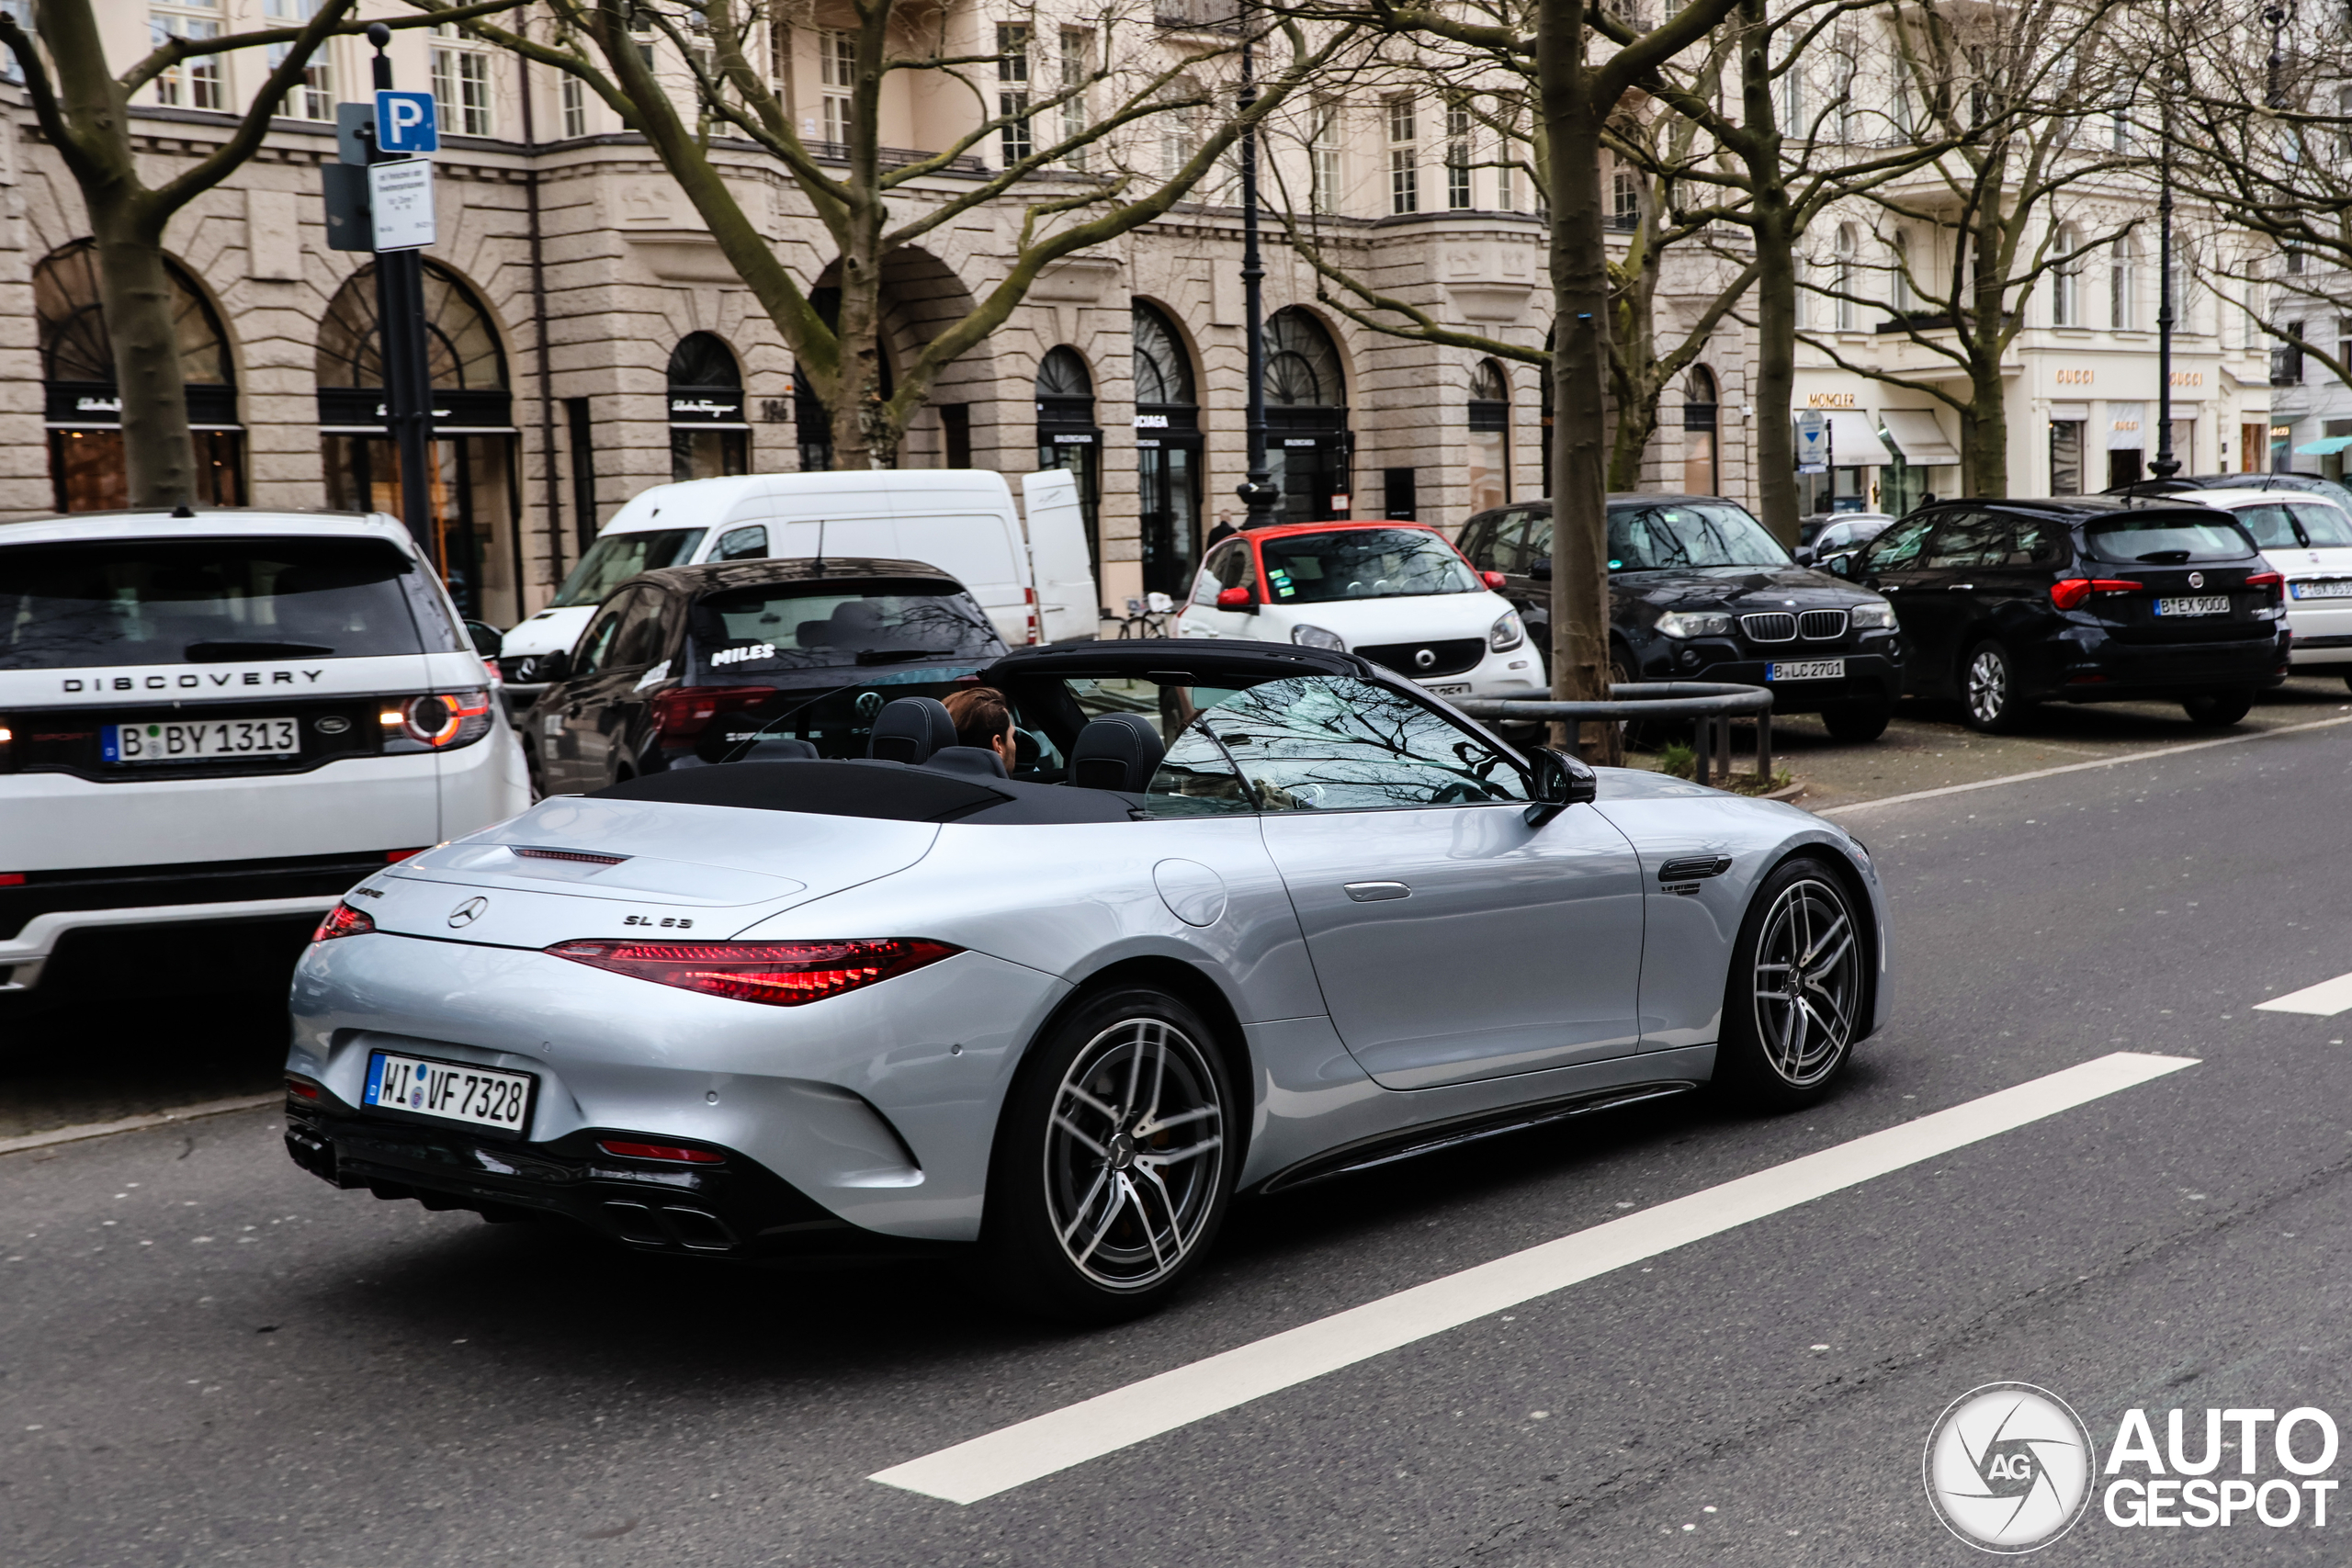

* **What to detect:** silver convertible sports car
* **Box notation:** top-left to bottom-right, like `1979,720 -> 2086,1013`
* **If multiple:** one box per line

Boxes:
283,639 -> 1890,1320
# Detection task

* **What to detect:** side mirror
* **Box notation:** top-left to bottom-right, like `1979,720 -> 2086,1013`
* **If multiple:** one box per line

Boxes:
464,620 -> 504,660
1215,586 -> 1256,611
1529,556 -> 1553,581
1524,745 -> 1598,827
1480,570 -> 1510,592
531,649 -> 571,684
1792,547 -> 1816,566
1820,551 -> 1857,579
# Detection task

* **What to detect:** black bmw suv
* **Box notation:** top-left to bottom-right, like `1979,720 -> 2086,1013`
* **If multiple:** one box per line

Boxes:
1824,498 -> 2289,731
1459,494 -> 1905,740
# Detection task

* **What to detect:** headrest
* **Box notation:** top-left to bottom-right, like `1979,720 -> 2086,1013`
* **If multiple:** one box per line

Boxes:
867,696 -> 957,765
925,745 -> 1009,780
740,735 -> 818,761
1069,713 -> 1165,793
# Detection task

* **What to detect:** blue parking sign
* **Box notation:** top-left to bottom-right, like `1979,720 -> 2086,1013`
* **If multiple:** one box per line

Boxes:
375,89 -> 438,153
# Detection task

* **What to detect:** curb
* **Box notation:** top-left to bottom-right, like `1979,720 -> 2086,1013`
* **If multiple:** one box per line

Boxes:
0,1093 -> 279,1158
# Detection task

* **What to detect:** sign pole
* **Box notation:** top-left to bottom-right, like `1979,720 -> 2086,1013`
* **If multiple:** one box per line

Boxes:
366,24 -> 441,581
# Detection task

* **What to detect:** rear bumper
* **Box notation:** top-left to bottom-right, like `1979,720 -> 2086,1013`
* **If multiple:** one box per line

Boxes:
2035,629 -> 2290,700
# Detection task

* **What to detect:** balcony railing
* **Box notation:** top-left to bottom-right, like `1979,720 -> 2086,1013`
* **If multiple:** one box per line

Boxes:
803,141 -> 988,175
1156,0 -> 1243,31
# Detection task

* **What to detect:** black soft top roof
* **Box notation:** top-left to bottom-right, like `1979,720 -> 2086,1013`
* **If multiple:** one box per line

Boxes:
589,758 -> 1138,825
979,637 -> 1372,687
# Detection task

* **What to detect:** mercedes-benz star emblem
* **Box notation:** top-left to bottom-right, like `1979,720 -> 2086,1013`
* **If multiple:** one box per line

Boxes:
2188,570 -> 2206,589
1414,649 -> 1437,671
447,897 -> 489,929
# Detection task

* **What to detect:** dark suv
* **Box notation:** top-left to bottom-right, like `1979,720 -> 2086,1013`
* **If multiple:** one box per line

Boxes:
1459,494 -> 1905,740
1825,498 -> 2289,731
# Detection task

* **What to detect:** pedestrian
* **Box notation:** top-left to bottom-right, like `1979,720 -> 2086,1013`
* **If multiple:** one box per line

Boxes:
943,684 -> 1020,772
1205,510 -> 1238,548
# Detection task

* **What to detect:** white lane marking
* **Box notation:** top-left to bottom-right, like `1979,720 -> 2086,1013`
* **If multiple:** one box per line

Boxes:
870,1051 -> 2198,1505
1818,714 -> 2352,817
2256,971 -> 2352,1016
0,1094 -> 277,1158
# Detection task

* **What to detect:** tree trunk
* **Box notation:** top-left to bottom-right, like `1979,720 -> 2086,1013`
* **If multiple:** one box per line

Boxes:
1604,231 -> 1662,492
1736,0 -> 1798,547
1540,0 -> 1620,764
92,204 -> 195,509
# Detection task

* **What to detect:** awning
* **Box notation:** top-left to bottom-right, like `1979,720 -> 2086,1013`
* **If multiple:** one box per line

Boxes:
1822,410 -> 1889,466
2048,403 -> 2090,423
2296,435 -> 2352,456
1878,408 -> 1962,467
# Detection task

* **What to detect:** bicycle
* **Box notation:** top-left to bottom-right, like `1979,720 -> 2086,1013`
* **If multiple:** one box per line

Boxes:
1105,592 -> 1179,639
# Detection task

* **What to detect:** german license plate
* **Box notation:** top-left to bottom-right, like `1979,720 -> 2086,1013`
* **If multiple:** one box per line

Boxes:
1422,682 -> 1475,695
1768,659 -> 1846,682
2290,580 -> 2352,600
2154,595 -> 2230,617
102,716 -> 298,762
364,1051 -> 534,1133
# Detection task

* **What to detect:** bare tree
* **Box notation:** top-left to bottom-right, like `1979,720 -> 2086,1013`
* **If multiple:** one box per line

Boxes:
0,0 -> 518,509
435,0 -> 1359,469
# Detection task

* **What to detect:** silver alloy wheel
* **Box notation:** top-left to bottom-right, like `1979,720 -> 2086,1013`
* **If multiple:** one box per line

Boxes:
1043,1018 -> 1226,1291
1749,877 -> 1861,1088
1965,648 -> 2008,727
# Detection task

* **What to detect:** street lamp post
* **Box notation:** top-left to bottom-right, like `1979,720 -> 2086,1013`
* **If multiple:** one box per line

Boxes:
2152,70 -> 2178,480
1235,11 -> 1280,530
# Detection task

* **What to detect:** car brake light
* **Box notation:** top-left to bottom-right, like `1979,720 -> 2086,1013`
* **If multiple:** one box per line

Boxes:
2247,571 -> 2285,601
596,1139 -> 725,1164
0,873 -> 22,887
385,690 -> 494,750
285,1076 -> 321,1100
1024,585 -> 1041,646
312,902 -> 375,942
649,685 -> 774,745
385,848 -> 424,863
2050,578 -> 2145,610
543,937 -> 960,1006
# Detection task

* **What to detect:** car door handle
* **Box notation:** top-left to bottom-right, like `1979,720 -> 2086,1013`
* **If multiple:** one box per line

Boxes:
1343,881 -> 1411,902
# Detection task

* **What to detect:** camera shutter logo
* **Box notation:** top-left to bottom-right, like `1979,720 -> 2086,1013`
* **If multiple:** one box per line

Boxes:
1923,1382 -> 2096,1553
447,897 -> 489,929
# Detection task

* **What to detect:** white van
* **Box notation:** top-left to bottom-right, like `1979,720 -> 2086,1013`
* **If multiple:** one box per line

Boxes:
500,469 -> 1098,682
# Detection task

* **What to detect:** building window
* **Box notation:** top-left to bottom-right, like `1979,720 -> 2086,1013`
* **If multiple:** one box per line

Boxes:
2052,223 -> 2079,325
560,73 -> 585,138
820,28 -> 854,147
1311,101 -> 1342,214
1059,30 -> 1090,168
998,25 -> 1032,166
1682,366 -> 1719,496
1890,229 -> 1913,313
1781,55 -> 1804,135
1494,143 -> 1515,211
1611,168 -> 1639,231
1835,223 -> 1859,332
1832,38 -> 1857,141
264,0 -> 331,121
1466,359 -> 1510,514
1445,101 -> 1473,210
1035,346 -> 1099,567
432,28 -> 493,137
1386,96 -> 1417,215
668,332 -> 749,484
152,2 -> 224,110
2050,420 -> 2084,494
2111,237 -> 2134,331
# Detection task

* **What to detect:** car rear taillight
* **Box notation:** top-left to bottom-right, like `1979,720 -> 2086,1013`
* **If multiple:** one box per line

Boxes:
0,873 -> 23,887
285,1076 -> 322,1100
543,937 -> 960,1006
595,1140 -> 725,1164
311,902 -> 375,942
1023,586 -> 1041,646
2050,578 -> 2145,610
2247,570 -> 2285,602
382,690 -> 494,751
649,685 -> 773,747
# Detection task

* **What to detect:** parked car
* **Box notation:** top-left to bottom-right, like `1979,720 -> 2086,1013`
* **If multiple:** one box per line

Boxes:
1795,513 -> 1896,566
525,556 -> 1008,795
2176,489 -> 2352,689
282,637 -> 1889,1320
1825,497 -> 2289,731
499,469 -> 1095,700
1458,495 -> 1904,741
2106,471 -> 2352,515
0,509 -> 529,1004
1172,521 -> 1544,702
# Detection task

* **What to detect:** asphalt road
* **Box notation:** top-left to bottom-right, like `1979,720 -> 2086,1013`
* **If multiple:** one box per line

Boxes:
9,713 -> 2352,1565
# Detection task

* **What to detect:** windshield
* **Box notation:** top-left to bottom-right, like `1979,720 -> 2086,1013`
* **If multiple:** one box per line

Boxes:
1257,529 -> 1477,604
1608,502 -> 1791,571
0,536 -> 446,670
2084,515 -> 2255,565
686,579 -> 1003,677
551,527 -> 707,607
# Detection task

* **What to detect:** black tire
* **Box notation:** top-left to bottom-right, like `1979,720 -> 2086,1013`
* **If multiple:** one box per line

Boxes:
1817,701 -> 1891,743
981,987 -> 1236,1323
1959,639 -> 2029,733
1712,858 -> 1866,1113
2182,689 -> 2255,728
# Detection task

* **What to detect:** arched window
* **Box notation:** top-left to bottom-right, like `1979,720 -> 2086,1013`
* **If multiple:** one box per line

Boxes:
35,238 -> 241,512
1134,301 -> 1202,597
1035,346 -> 1101,566
2052,223 -> 2081,327
1834,224 -> 1859,332
315,263 -> 517,623
1467,359 -> 1510,514
1265,308 -> 1351,522
667,332 -> 749,482
1682,366 -> 1720,496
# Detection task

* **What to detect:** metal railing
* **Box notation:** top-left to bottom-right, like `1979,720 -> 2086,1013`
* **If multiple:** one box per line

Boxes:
1458,682 -> 1775,788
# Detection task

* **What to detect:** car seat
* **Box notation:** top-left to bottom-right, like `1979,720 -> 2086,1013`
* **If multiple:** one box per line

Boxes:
926,746 -> 1009,780
1069,713 -> 1165,792
740,736 -> 819,761
866,696 -> 957,764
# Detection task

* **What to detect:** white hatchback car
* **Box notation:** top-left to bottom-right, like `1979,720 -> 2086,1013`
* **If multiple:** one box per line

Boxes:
0,509 -> 530,999
1174,522 -> 1544,700
2184,489 -> 2352,685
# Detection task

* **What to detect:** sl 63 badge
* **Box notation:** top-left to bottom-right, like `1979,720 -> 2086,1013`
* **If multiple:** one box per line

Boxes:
624,914 -> 695,929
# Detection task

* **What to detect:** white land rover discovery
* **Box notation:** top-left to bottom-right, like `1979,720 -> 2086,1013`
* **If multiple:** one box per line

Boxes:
0,509 -> 531,1001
